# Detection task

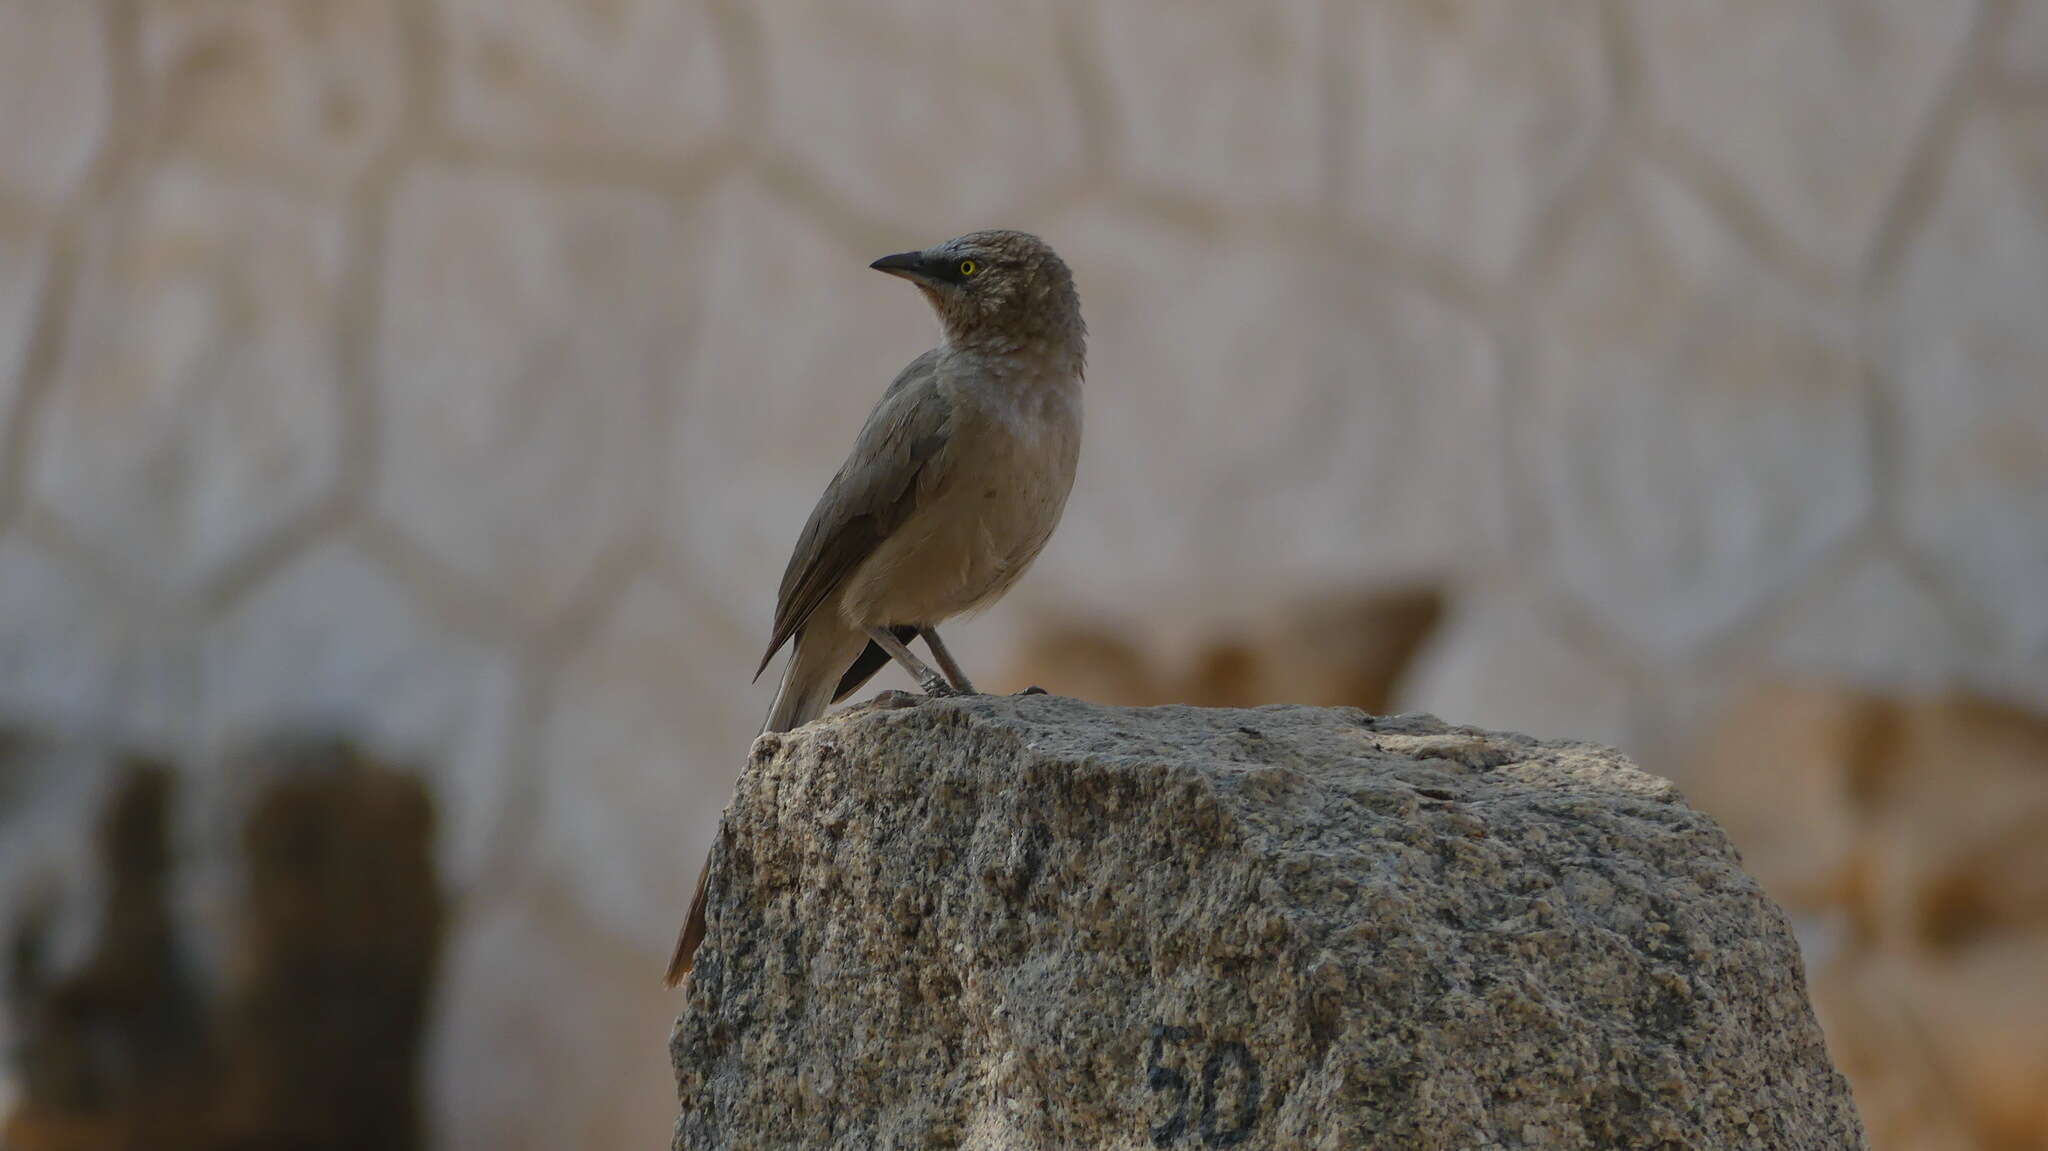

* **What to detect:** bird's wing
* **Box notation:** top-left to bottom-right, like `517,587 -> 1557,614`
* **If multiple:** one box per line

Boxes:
755,350 -> 953,678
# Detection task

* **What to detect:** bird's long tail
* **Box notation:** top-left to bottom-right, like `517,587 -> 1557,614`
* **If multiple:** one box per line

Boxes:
664,860 -> 711,988
762,623 -> 862,735
665,624 -> 864,987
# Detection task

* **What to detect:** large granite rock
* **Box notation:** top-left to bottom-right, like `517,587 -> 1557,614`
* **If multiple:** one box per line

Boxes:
670,695 -> 1865,1149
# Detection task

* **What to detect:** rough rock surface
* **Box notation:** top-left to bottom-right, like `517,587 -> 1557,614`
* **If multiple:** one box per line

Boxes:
670,695 -> 1865,1150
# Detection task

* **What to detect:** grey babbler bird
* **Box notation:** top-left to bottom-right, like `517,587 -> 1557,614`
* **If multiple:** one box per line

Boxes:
665,229 -> 1086,986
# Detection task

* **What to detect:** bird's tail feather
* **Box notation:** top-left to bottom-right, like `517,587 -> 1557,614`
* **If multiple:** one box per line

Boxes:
663,858 -> 710,987
763,625 -> 860,734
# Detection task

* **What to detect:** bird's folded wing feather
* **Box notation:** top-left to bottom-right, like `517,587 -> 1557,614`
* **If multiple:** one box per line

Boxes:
755,350 -> 953,678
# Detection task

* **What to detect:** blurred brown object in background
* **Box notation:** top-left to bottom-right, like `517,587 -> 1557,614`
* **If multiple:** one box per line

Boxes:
1005,585 -> 1445,712
3,763 -> 213,1151
214,740 -> 444,1151
1000,625 -> 1157,708
1687,685 -> 2048,1151
4,742 -> 444,1151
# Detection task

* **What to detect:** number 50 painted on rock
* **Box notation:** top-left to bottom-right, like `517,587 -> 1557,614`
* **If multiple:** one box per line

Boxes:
1146,1024 -> 1262,1148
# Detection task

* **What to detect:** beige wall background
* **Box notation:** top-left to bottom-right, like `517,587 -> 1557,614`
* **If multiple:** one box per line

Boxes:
0,1 -> 2044,1148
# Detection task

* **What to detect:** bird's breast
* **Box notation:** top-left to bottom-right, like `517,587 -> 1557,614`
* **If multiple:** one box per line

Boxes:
839,372 -> 1080,628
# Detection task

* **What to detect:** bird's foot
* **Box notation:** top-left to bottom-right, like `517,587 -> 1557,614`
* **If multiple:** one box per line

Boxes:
868,689 -> 922,711
918,672 -> 963,698
1015,685 -> 1049,696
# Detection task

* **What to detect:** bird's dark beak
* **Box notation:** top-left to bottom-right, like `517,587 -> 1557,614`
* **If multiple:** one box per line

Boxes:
869,250 -> 937,284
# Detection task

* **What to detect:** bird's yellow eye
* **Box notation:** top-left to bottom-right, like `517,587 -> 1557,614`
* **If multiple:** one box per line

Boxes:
958,259 -> 978,277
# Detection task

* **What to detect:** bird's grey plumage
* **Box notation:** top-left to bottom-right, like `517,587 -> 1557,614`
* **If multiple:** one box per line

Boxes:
666,229 -> 1085,986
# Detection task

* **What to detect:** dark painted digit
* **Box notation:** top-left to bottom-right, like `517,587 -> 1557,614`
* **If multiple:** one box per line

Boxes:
1196,1041 -> 1261,1147
1147,1025 -> 1195,1147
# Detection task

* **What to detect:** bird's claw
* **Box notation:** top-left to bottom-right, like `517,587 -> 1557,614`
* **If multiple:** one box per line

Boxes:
1016,685 -> 1049,696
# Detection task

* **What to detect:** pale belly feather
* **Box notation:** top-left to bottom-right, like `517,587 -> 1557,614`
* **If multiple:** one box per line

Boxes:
837,379 -> 1079,629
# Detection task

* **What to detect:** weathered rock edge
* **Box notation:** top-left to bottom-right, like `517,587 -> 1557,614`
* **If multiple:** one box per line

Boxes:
670,695 -> 1864,1150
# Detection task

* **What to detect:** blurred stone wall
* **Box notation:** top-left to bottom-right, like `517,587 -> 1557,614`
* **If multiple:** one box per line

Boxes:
0,2 -> 2042,1149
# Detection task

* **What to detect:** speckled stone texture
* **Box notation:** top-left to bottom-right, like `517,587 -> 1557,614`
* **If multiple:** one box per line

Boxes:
670,695 -> 1865,1149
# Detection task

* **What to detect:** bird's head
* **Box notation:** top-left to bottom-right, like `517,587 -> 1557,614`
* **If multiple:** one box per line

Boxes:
869,229 -> 1084,366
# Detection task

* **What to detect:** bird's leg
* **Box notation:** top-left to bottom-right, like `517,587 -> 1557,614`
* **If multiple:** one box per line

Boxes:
866,626 -> 959,698
919,627 -> 978,694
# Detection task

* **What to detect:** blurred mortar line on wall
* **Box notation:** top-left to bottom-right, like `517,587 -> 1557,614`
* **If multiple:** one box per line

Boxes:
0,1 -> 2044,1149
